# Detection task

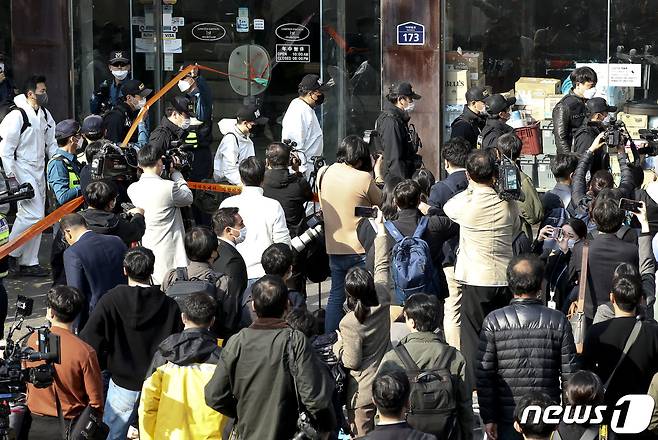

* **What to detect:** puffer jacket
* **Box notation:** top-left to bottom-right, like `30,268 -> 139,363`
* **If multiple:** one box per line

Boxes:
139,328 -> 229,440
479,117 -> 514,150
476,298 -> 578,424
552,92 -> 588,153
263,167 -> 313,233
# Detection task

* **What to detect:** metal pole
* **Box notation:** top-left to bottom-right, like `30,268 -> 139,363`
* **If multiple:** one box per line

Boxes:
153,0 -> 163,119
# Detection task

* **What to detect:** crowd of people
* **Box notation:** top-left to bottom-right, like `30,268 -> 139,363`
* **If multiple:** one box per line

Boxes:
0,51 -> 658,440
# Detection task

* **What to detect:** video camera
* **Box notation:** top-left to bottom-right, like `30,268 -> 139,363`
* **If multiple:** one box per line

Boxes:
601,118 -> 630,151
0,296 -> 60,439
638,129 -> 658,156
0,180 -> 34,206
90,141 -> 139,183
283,139 -> 306,169
163,140 -> 194,178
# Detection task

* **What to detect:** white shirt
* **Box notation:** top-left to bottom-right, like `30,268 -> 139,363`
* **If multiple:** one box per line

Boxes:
213,119 -> 255,185
281,97 -> 323,176
220,186 -> 291,279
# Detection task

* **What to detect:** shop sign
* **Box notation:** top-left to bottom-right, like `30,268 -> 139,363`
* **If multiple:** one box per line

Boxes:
275,23 -> 310,42
276,44 -> 310,63
396,21 -> 425,46
192,23 -> 226,42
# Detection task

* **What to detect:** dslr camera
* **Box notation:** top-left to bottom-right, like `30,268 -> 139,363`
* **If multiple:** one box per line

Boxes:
291,412 -> 319,440
291,212 -> 323,253
283,139 -> 304,168
639,129 -> 658,156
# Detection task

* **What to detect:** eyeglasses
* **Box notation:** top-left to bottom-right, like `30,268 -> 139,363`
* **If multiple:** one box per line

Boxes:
111,62 -> 129,68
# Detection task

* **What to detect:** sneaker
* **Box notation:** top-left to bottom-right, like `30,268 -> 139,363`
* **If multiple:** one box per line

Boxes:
18,265 -> 50,277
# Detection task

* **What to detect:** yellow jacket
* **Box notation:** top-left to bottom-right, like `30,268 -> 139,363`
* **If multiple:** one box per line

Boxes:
139,329 -> 229,439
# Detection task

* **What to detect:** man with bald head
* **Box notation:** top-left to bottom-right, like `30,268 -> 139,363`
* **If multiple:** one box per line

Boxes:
475,255 -> 578,440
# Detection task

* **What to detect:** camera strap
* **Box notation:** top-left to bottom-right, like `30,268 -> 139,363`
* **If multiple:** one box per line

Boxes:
53,388 -> 69,440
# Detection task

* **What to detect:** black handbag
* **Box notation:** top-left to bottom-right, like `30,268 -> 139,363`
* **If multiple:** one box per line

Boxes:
55,389 -> 109,440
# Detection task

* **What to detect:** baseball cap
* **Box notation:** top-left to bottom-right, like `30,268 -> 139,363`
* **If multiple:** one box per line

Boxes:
465,86 -> 489,103
586,97 -> 617,114
121,79 -> 152,98
237,105 -> 268,125
485,94 -> 516,115
55,119 -> 81,140
109,50 -> 130,65
81,115 -> 103,137
388,81 -> 421,100
299,74 -> 327,92
170,95 -> 196,117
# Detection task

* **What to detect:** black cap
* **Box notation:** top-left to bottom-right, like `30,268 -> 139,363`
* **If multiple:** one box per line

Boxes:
81,115 -> 103,137
485,94 -> 516,114
387,81 -> 421,100
121,79 -> 152,98
109,50 -> 130,65
170,95 -> 196,117
466,86 -> 490,103
237,105 -> 268,125
55,119 -> 80,140
586,97 -> 617,114
299,74 -> 327,92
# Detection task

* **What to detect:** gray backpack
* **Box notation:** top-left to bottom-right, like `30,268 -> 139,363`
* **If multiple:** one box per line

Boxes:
166,267 -> 218,304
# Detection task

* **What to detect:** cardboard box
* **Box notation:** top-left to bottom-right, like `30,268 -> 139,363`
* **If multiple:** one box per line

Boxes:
445,69 -> 468,105
540,120 -> 557,155
515,77 -> 561,118
446,50 -> 483,75
618,112 -> 648,128
543,94 -> 564,120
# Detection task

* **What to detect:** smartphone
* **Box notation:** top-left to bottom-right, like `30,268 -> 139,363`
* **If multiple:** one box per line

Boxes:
550,227 -> 564,241
355,206 -> 378,218
619,198 -> 642,213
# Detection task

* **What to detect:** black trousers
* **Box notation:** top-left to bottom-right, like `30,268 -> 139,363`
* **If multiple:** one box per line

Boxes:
459,284 -> 511,393
25,413 -> 69,439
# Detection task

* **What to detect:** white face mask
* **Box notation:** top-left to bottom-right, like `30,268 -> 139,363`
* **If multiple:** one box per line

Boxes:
178,79 -> 191,93
231,226 -> 247,244
136,97 -> 147,109
405,101 -> 416,113
112,70 -> 129,81
180,117 -> 191,130
76,136 -> 84,149
567,238 -> 577,249
583,87 -> 597,100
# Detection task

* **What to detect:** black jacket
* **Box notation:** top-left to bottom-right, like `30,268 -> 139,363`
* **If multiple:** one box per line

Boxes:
263,168 -> 313,233
573,123 -> 608,173
451,106 -> 485,148
365,422 -> 437,440
147,328 -> 221,376
80,208 -> 145,247
376,103 -> 416,180
428,170 -> 468,267
212,239 -> 248,334
476,298 -> 578,424
103,102 -> 139,144
583,317 -> 658,410
149,116 -> 187,154
479,117 -> 513,150
569,233 -> 641,319
552,92 -> 588,153
80,284 -> 183,391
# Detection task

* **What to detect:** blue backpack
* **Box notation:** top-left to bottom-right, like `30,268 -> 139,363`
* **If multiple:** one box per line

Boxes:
384,217 -> 437,304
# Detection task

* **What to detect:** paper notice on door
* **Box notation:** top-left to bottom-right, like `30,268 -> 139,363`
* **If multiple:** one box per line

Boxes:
163,39 -> 182,54
163,5 -> 173,27
135,38 -> 156,53
164,53 -> 174,71
145,53 -> 155,71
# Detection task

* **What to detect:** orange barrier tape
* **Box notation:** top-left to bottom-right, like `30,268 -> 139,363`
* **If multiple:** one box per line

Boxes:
0,196 -> 84,260
187,181 -> 319,202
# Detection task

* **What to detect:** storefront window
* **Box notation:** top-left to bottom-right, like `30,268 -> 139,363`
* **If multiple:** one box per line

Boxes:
72,0 -> 382,163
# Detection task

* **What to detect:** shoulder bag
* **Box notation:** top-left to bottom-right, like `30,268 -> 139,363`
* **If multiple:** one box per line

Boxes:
568,241 -> 589,353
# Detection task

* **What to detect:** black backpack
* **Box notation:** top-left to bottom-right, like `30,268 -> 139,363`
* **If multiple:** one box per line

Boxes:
0,103 -> 30,142
166,267 -> 220,305
394,343 -> 459,439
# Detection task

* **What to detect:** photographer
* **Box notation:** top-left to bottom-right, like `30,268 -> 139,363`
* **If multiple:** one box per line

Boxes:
573,97 -> 616,174
570,132 -> 635,227
103,79 -> 151,146
81,181 -> 145,246
263,141 -> 314,234
25,286 -> 103,436
127,143 -> 193,284
319,135 -> 383,332
213,104 -> 266,185
149,96 -> 194,155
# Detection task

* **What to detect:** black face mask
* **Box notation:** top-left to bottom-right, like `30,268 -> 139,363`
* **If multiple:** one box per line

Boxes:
313,93 -> 325,106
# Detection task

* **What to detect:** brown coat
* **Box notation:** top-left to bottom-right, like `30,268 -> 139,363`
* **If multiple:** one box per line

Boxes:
333,234 -> 391,408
